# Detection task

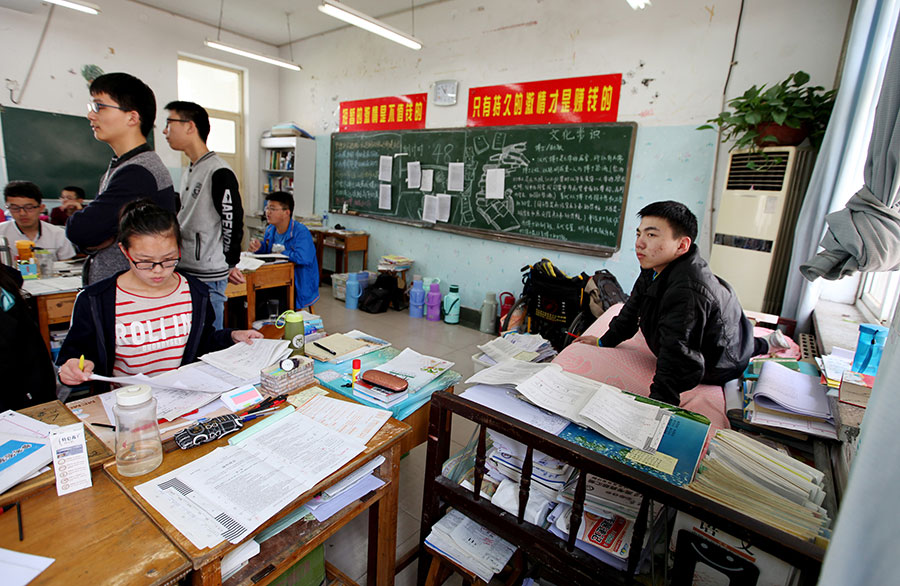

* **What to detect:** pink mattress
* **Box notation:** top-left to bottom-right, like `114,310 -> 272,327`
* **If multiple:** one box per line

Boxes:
552,304 -> 801,431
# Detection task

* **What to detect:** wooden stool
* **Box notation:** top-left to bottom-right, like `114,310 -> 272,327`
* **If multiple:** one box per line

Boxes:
423,544 -> 523,586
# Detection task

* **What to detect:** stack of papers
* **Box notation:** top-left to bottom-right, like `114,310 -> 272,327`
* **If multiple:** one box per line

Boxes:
200,339 -> 292,381
0,412 -> 55,494
748,361 -> 836,439
304,333 -> 368,362
424,510 -> 516,584
372,348 -> 453,393
547,503 -> 636,570
376,254 -> 413,271
477,333 -> 556,366
814,347 -> 854,389
688,429 -> 831,542
302,310 -> 327,343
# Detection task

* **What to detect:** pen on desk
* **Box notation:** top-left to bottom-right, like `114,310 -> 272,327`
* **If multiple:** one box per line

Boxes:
92,423 -> 116,430
565,332 -> 579,339
313,341 -> 337,355
241,407 -> 281,422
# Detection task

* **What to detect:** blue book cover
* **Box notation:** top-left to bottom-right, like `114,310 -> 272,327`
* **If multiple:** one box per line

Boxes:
559,404 -> 710,486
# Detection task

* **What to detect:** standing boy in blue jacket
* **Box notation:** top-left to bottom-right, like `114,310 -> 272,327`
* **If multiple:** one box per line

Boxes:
249,191 -> 319,310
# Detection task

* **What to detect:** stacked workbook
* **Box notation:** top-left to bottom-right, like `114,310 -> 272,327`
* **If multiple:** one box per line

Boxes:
376,254 -> 413,271
747,361 -> 837,439
304,330 -> 391,363
424,510 -> 517,583
476,333 -> 556,367
688,429 -> 831,543
370,348 -> 454,394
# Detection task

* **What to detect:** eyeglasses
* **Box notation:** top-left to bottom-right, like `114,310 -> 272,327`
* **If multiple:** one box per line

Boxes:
87,102 -> 129,114
7,204 -> 41,213
165,118 -> 191,128
264,206 -> 289,212
123,249 -> 181,271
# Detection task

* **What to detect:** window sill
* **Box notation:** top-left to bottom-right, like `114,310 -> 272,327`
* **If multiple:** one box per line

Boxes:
812,299 -> 868,355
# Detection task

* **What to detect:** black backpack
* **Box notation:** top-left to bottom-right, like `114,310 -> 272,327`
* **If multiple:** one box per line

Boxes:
359,273 -> 398,314
520,259 -> 589,351
584,269 -> 629,318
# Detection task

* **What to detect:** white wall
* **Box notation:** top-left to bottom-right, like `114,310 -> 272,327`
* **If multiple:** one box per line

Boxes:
278,0 -> 852,309
0,0 -> 281,211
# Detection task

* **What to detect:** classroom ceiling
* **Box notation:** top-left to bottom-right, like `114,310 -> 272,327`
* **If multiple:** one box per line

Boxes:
130,0 -> 433,47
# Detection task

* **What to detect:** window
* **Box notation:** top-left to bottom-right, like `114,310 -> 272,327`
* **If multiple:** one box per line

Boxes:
858,271 -> 900,324
176,57 -> 245,191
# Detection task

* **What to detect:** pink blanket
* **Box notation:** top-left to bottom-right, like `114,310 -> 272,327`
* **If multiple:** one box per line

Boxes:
552,304 -> 732,429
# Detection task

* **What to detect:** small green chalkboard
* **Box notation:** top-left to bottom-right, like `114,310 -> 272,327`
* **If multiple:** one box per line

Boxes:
2,105 -> 113,200
330,122 -> 636,255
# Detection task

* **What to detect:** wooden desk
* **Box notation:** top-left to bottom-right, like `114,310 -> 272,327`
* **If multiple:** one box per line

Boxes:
0,471 -> 191,585
105,390 -> 409,586
314,230 -> 369,281
31,289 -> 78,353
0,401 -> 114,509
225,261 -> 295,325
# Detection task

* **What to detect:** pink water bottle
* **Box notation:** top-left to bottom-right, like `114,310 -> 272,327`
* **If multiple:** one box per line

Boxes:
426,282 -> 442,321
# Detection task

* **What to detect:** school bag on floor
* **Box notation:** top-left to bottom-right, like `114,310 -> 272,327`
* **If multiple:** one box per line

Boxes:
520,259 -> 589,351
359,273 -> 398,314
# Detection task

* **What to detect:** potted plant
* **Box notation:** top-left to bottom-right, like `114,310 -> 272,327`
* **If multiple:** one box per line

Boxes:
699,71 -> 836,151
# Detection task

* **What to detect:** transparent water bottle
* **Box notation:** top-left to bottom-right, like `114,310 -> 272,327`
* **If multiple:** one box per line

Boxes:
113,385 -> 163,477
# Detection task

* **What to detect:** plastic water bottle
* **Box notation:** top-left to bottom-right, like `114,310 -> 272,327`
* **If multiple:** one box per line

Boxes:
443,285 -> 461,324
280,310 -> 305,355
480,292 -> 498,334
409,279 -> 425,318
426,283 -> 442,321
345,273 -> 362,310
113,385 -> 163,477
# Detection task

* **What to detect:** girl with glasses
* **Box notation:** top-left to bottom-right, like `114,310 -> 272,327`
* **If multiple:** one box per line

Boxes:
58,200 -> 261,388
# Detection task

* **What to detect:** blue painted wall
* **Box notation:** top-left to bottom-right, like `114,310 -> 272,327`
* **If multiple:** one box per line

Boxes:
314,125 -> 717,310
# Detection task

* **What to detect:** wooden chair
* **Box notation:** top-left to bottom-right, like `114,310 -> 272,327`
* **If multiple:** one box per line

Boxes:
423,544 -> 524,586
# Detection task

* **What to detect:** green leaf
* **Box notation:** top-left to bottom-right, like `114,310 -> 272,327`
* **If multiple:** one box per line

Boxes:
772,111 -> 787,125
794,71 -> 810,86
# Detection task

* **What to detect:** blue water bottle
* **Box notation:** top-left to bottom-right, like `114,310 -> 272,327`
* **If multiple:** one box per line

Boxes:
409,279 -> 425,318
345,273 -> 362,310
443,284 -> 461,324
852,323 -> 888,376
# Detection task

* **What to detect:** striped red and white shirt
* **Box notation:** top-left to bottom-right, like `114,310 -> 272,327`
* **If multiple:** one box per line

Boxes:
113,275 -> 192,376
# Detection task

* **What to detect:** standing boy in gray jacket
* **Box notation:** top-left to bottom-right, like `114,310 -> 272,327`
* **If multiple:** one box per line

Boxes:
164,101 -> 245,329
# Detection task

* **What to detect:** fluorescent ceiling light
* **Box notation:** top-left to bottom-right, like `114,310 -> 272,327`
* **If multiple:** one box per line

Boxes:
44,0 -> 100,15
625,0 -> 651,9
318,0 -> 423,51
205,39 -> 302,71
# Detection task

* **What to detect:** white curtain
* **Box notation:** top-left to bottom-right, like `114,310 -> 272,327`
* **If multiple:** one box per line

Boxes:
780,0 -> 899,330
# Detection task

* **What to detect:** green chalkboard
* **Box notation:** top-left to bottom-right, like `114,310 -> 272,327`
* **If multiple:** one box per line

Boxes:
1,105 -> 114,200
330,122 -> 636,255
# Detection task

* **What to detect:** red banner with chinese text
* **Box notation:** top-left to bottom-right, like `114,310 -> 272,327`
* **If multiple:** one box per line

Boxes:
339,93 -> 427,132
466,74 -> 621,127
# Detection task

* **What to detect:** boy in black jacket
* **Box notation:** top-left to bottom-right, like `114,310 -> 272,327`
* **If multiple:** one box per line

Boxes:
575,201 -> 787,406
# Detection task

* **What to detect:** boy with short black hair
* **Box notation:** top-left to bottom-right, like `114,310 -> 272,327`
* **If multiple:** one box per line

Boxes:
50,185 -> 86,226
248,191 -> 319,310
575,200 -> 787,406
164,100 -> 245,329
67,72 -> 177,285
1,180 -> 75,260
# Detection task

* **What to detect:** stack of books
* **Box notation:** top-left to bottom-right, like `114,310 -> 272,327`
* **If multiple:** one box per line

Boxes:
300,310 -> 326,343
746,361 -> 836,439
376,254 -> 413,272
688,429 -> 831,543
424,510 -> 517,584
475,333 -> 556,367
352,378 -> 408,407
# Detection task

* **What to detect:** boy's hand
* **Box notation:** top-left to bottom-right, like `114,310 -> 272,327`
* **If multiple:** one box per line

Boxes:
248,239 -> 261,253
574,335 -> 600,347
228,267 -> 246,284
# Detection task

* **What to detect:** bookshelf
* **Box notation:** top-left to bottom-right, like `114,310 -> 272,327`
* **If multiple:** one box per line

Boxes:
259,135 -> 316,216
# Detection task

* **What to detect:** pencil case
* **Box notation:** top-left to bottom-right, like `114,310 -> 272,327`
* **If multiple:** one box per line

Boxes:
361,370 -> 408,393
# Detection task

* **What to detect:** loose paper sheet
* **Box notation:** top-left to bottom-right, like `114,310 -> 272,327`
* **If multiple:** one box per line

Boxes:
407,161 -> 421,188
459,384 -> 569,434
296,394 -> 391,444
447,162 -> 465,191
465,360 -> 553,388
421,169 -> 434,192
436,194 -> 452,222
0,548 -> 54,586
378,155 -> 392,182
485,168 -> 506,199
379,184 -> 392,210
422,194 -> 439,223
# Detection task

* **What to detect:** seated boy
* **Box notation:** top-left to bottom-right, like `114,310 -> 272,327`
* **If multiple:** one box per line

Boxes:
0,180 -> 76,260
50,185 -> 86,226
575,201 -> 787,406
248,191 -> 319,310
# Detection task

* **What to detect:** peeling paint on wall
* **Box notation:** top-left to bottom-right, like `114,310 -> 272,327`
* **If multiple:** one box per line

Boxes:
485,21 -> 538,34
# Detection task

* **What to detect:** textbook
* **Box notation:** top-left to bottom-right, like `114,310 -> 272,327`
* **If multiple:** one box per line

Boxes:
0,433 -> 52,494
352,380 -> 408,406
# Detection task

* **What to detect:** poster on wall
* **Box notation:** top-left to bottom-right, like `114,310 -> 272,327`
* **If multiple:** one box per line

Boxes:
467,74 -> 621,127
339,93 -> 427,132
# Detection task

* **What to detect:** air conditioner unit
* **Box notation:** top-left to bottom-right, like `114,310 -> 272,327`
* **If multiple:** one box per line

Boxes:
709,147 -> 816,314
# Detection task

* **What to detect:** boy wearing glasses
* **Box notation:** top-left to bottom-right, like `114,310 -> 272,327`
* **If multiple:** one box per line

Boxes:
248,191 -> 319,310
67,72 -> 177,285
1,181 -> 76,261
163,100 -> 245,329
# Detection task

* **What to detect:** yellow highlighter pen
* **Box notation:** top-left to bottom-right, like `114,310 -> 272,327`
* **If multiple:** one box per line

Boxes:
79,354 -> 85,371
